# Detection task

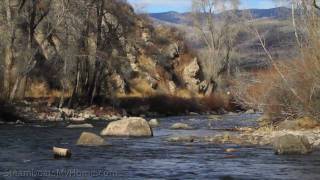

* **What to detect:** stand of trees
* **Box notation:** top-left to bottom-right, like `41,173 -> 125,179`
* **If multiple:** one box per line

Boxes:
191,0 -> 246,96
0,0 -> 137,107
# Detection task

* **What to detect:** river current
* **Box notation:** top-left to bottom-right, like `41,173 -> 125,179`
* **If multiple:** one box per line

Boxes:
0,114 -> 320,179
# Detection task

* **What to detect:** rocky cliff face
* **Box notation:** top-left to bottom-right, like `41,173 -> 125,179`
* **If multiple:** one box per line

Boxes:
99,3 -> 203,97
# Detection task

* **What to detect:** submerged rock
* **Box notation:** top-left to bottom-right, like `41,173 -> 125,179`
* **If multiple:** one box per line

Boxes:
202,134 -> 245,145
67,124 -> 94,128
225,148 -> 238,153
170,123 -> 193,130
148,119 -> 159,128
76,132 -> 106,146
100,117 -> 153,137
208,115 -> 222,121
273,134 -> 312,155
166,136 -> 196,143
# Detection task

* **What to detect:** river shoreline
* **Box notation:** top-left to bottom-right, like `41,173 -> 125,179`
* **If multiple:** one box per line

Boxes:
0,99 -> 246,124
1,102 -> 319,151
1,100 -> 320,153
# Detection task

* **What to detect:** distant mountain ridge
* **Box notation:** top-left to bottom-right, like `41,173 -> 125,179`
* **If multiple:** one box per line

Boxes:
149,7 -> 291,24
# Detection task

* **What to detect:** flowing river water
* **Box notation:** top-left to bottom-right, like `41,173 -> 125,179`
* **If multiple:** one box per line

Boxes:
0,114 -> 320,179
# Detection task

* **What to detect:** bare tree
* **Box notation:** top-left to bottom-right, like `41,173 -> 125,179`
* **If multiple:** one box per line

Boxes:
3,0 -> 15,97
191,0 -> 243,96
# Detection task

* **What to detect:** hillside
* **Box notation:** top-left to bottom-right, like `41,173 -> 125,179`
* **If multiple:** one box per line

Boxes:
150,7 -> 298,70
149,7 -> 292,25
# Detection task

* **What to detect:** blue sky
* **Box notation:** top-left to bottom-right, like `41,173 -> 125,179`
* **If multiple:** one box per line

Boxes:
128,0 -> 278,13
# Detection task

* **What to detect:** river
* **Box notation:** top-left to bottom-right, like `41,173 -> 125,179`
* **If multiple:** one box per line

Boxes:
0,114 -> 320,179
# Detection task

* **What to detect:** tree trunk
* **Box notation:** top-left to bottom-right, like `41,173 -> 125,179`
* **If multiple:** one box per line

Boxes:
59,80 -> 65,108
28,0 -> 37,49
4,46 -> 14,97
204,78 -> 215,97
96,0 -> 104,49
9,76 -> 22,101
205,82 -> 214,96
68,60 -> 81,108
4,0 -> 15,97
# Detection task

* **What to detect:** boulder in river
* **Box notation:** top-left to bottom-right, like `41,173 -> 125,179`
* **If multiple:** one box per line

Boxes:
170,123 -> 193,130
76,132 -> 106,146
67,123 -> 94,128
166,136 -> 196,143
100,117 -> 153,137
148,119 -> 159,127
273,134 -> 313,155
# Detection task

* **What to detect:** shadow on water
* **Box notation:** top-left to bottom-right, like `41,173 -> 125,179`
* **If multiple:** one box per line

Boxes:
0,114 -> 320,179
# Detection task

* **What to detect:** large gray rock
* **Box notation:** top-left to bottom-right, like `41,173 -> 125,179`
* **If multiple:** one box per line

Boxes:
170,123 -> 193,130
273,134 -> 313,155
76,132 -> 106,146
100,117 -> 153,137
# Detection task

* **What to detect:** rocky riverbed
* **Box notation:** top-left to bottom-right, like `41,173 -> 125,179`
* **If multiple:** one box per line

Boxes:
1,113 -> 320,179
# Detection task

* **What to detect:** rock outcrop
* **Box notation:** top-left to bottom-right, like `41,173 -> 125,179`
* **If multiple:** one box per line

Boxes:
182,58 -> 201,92
100,117 -> 153,137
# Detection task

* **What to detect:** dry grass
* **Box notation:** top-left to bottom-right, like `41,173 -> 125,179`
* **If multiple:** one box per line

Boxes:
128,78 -> 155,97
175,89 -> 194,98
200,93 -> 231,111
25,81 -> 71,99
233,2 -> 320,122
